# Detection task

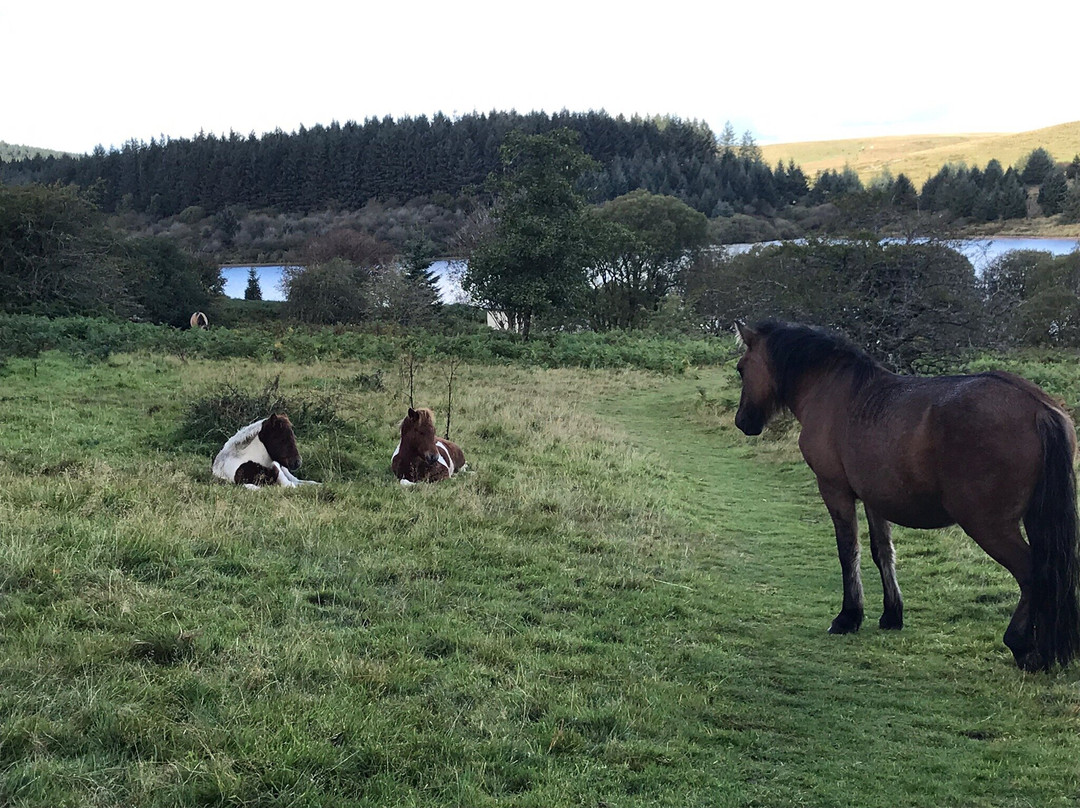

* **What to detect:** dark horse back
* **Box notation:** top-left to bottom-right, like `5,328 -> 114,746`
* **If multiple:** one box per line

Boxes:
1024,410 -> 1080,670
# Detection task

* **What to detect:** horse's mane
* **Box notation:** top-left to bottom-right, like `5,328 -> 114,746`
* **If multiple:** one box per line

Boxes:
754,320 -> 885,406
220,418 -> 265,452
401,408 -> 436,432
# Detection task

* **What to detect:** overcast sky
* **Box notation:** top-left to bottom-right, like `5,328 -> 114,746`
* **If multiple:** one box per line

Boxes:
5,1 -> 1079,155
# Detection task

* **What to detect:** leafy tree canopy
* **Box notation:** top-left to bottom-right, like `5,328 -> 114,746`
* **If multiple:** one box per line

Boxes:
464,129 -> 599,337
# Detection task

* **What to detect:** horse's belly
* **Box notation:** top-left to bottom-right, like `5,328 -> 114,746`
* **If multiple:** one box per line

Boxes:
873,501 -> 955,530
855,482 -> 955,529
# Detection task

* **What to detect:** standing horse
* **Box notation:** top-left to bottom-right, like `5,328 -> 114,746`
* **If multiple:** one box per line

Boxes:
212,414 -> 319,489
734,319 -> 1080,671
392,407 -> 465,485
190,312 -> 209,330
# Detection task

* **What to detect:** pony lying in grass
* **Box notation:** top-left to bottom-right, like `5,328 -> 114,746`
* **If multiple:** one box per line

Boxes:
392,407 -> 465,485
212,414 -> 319,490
734,319 -> 1080,671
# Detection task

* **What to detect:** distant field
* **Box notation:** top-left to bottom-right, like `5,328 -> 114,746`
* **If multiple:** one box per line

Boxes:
762,120 -> 1080,183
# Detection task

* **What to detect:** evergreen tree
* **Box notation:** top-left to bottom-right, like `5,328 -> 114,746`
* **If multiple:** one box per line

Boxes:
401,236 -> 443,313
1038,169 -> 1069,216
999,169 -> 1028,219
1066,155 -> 1080,181
892,173 -> 919,210
738,131 -> 762,163
718,121 -> 737,152
244,267 -> 263,300
1060,184 -> 1080,224
1020,147 -> 1056,185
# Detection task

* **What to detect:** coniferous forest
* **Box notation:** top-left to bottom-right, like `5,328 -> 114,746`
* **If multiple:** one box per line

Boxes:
0,111 -> 786,219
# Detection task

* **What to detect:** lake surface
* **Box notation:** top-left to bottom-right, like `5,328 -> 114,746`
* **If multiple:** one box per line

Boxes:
220,260 -> 466,303
953,237 -> 1079,273
222,239 -> 1079,302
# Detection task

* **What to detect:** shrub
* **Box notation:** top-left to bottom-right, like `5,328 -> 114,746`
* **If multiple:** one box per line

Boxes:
176,376 -> 341,452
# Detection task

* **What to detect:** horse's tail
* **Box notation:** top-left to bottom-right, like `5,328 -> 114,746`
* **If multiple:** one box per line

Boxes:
1024,408 -> 1080,670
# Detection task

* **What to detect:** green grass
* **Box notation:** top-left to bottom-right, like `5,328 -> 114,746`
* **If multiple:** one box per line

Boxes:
2,347 -> 1080,807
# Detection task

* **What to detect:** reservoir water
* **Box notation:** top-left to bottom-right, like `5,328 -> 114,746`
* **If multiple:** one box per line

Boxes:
221,238 -> 1079,302
220,260 -> 466,303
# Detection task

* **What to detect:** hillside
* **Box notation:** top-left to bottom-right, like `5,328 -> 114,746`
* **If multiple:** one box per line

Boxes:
761,121 -> 1080,184
0,140 -> 73,162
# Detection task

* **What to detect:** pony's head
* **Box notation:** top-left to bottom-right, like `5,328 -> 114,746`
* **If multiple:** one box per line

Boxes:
259,413 -> 302,470
734,320 -> 779,436
400,407 -> 440,467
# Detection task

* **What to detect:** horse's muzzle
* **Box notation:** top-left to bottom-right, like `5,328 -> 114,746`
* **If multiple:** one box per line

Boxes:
735,410 -> 764,436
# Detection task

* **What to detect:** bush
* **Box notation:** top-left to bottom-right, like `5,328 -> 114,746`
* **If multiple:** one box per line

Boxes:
281,259 -> 372,324
176,376 -> 341,452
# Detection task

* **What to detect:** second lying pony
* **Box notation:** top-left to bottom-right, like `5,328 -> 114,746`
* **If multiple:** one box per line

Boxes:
392,407 -> 465,485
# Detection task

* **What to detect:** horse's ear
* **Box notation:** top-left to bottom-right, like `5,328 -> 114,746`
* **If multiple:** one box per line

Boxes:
266,413 -> 279,425
734,320 -> 757,348
408,408 -> 417,420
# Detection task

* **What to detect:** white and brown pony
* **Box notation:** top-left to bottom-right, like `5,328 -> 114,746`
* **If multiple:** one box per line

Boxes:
392,407 -> 465,485
190,312 -> 209,330
212,414 -> 318,489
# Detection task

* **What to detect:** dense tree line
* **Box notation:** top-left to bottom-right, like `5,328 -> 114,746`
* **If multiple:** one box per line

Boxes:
0,111 -> 785,219
5,109 -> 1076,243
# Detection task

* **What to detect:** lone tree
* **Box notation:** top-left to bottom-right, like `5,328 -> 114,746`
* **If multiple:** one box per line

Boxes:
588,190 -> 708,330
244,267 -> 263,300
464,129 -> 598,337
401,236 -> 443,314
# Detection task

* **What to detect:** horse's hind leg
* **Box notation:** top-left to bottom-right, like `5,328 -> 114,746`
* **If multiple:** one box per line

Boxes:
819,482 -> 864,634
866,506 -> 903,629
961,520 -> 1036,669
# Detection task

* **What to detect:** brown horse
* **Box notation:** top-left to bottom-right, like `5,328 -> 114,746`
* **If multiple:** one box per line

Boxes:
392,407 -> 465,485
734,319 -> 1080,671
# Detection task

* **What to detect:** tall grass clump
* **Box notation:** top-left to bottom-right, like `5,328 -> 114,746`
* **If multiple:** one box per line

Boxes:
176,375 -> 342,452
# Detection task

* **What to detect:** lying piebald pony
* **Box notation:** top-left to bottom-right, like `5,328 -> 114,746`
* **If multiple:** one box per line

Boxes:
212,414 -> 319,489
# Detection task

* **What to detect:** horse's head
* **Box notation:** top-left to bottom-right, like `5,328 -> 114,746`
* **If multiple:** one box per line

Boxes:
259,413 -> 302,470
401,407 -> 440,466
734,320 -> 779,436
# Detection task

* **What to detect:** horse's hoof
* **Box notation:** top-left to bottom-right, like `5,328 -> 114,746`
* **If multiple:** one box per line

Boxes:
878,612 -> 904,630
828,612 -> 863,634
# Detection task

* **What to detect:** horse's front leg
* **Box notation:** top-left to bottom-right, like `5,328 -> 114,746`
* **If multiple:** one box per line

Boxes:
819,481 -> 864,634
866,506 -> 904,629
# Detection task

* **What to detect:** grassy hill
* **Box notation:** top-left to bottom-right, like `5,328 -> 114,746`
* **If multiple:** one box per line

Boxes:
762,120 -> 1080,184
0,141 -> 74,161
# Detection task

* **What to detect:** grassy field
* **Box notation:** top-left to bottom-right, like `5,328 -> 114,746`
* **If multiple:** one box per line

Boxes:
761,120 -> 1080,185
3,342 -> 1080,806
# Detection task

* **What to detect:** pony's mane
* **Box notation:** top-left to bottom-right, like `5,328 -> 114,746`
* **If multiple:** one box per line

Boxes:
222,418 -> 266,451
401,408 -> 436,432
754,320 -> 885,405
